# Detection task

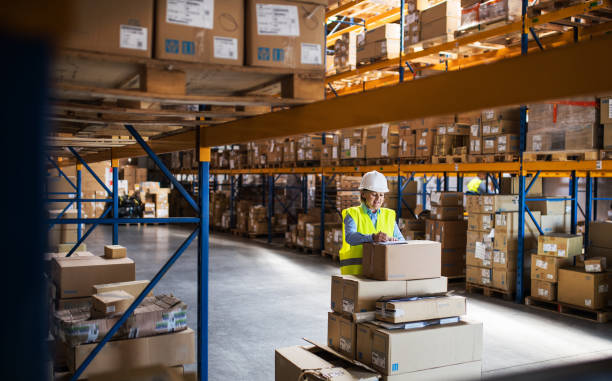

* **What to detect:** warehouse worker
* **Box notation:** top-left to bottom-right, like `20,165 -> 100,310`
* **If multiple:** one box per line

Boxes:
466,173 -> 488,195
339,171 -> 404,275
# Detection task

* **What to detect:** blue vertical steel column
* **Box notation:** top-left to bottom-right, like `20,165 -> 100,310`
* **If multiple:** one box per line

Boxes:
570,170 -> 578,235
436,177 -> 441,192
422,177 -> 427,209
399,0 -> 405,82
76,164 -> 82,241
230,175 -> 235,229
397,176 -> 403,221
457,175 -> 463,192
585,173 -> 592,250
198,143 -> 210,380
112,161 -> 119,245
262,175 -> 266,206
321,175 -> 326,252
443,172 -> 448,192
268,175 -> 274,243
302,174 -> 308,212
515,0 -> 529,304
593,178 -> 598,221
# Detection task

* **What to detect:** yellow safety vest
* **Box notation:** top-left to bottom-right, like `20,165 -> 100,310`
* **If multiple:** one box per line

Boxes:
467,178 -> 482,193
339,205 -> 396,275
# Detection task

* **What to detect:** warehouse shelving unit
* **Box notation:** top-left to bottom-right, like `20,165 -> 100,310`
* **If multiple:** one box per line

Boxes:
45,0 -> 612,379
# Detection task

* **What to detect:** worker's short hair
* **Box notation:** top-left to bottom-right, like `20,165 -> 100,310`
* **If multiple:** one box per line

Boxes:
360,190 -> 367,203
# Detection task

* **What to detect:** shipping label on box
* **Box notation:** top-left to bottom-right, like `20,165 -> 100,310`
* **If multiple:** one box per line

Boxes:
531,254 -> 571,282
467,213 -> 494,232
467,245 -> 492,268
493,250 -> 517,271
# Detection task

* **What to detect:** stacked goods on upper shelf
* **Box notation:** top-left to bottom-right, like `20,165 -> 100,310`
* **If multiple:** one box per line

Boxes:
420,0 -> 461,41
49,249 -> 195,378
297,134 -> 324,162
229,145 -> 248,169
460,0 -> 522,30
247,141 -> 267,167
602,96 -> 612,150
278,240 -> 483,380
246,0 -> 325,69
334,31 -> 357,72
481,106 -> 521,156
399,123 -> 416,159
365,124 -> 400,160
531,234 -> 582,302
266,139 -> 284,166
340,128 -> 366,162
155,0 -> 244,65
357,23 -> 401,64
60,0 -> 153,58
321,132 -> 341,166
399,217 -> 426,239
434,123 -> 469,157
283,138 -> 297,166
527,96 -> 600,152
427,192 -> 467,277
385,179 -> 418,218
403,0 -> 421,48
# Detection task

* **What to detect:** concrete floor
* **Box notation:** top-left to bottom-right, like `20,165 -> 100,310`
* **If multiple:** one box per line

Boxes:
85,224 -> 612,380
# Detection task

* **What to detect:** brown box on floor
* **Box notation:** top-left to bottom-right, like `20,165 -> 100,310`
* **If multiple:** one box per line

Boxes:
362,241 -> 441,280
531,279 -> 557,301
155,0 -> 243,65
558,268 -> 610,310
60,0 -> 153,57
67,329 -> 195,379
491,269 -> 515,291
52,256 -> 136,298
246,0 -> 325,69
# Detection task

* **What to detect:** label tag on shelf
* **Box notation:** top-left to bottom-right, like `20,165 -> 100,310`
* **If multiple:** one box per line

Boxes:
596,160 -> 602,170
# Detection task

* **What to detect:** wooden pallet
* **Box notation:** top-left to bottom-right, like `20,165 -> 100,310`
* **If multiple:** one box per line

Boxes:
296,245 -> 321,254
446,275 -> 466,283
523,150 -> 599,162
322,250 -> 339,261
466,282 -> 514,301
339,158 -> 369,167
432,154 -> 467,164
294,160 -> 321,167
525,296 -> 612,323
365,157 -> 396,166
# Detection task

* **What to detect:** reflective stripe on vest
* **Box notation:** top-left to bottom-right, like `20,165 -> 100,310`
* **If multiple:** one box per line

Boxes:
339,205 -> 396,275
467,178 -> 482,193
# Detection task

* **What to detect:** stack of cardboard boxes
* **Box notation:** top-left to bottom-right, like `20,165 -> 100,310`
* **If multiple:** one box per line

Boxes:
527,96 -> 600,152
531,234 -> 583,302
334,32 -> 357,72
248,205 -> 268,235
297,135 -> 324,162
236,200 -> 254,233
427,192 -> 467,277
403,0 -> 420,48
399,124 -> 416,159
481,107 -> 521,156
433,123 -> 470,157
49,246 -> 195,379
340,128 -> 366,161
144,187 -> 170,218
398,218 -> 426,239
420,0 -> 460,42
356,24 -> 401,64
283,138 -> 297,165
321,133 -> 341,166
119,165 -> 148,194
602,96 -> 612,150
210,191 -> 229,228
334,176 -> 362,211
324,224 -> 343,255
365,124 -> 400,160
460,0 -> 522,30
276,240 -> 483,380
384,179 -> 418,218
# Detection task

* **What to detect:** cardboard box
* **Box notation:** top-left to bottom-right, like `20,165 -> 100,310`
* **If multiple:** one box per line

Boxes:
466,230 -> 492,252
531,279 -> 557,301
604,124 -> 612,149
93,280 -> 152,298
356,323 -> 376,366
589,221 -> 612,249
327,312 -> 340,349
467,213 -> 494,232
275,344 -> 379,381
52,256 -> 136,298
469,137 -> 482,154
383,361 -> 482,380
494,211 -> 541,237
602,97 -> 612,124
585,257 -> 607,273
482,107 -> 521,122
430,206 -> 463,220
467,245 -> 492,268
441,248 -> 466,277
470,195 -> 518,213
496,134 -> 519,153
540,214 -> 571,234
492,269 -> 515,291
339,315 -> 357,359
336,275 -> 448,315
370,319 -> 482,376
430,191 -> 463,206
376,295 -> 466,323
538,234 -> 583,258
330,275 -> 343,313
366,23 -> 401,42
357,38 -> 401,62
531,254 -> 571,282
499,176 -> 542,196
482,120 -> 520,135
155,0 -> 244,65
60,0 -> 153,57
362,241 -> 441,280
466,266 -> 491,286
434,220 -> 467,248
56,297 -> 92,311
246,0 -> 325,69
104,245 -> 126,259
67,329 -> 195,378
558,268 -> 610,310
527,198 -> 571,215
483,136 -> 496,154
493,249 -> 517,271
92,290 -> 134,317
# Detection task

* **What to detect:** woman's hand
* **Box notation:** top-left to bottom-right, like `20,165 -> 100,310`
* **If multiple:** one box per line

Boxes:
372,232 -> 391,242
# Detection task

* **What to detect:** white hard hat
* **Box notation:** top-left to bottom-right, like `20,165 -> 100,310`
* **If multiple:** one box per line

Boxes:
359,171 -> 389,193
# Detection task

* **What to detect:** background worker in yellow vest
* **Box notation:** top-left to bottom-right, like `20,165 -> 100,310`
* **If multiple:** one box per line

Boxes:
338,171 -> 404,275
466,172 -> 488,195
